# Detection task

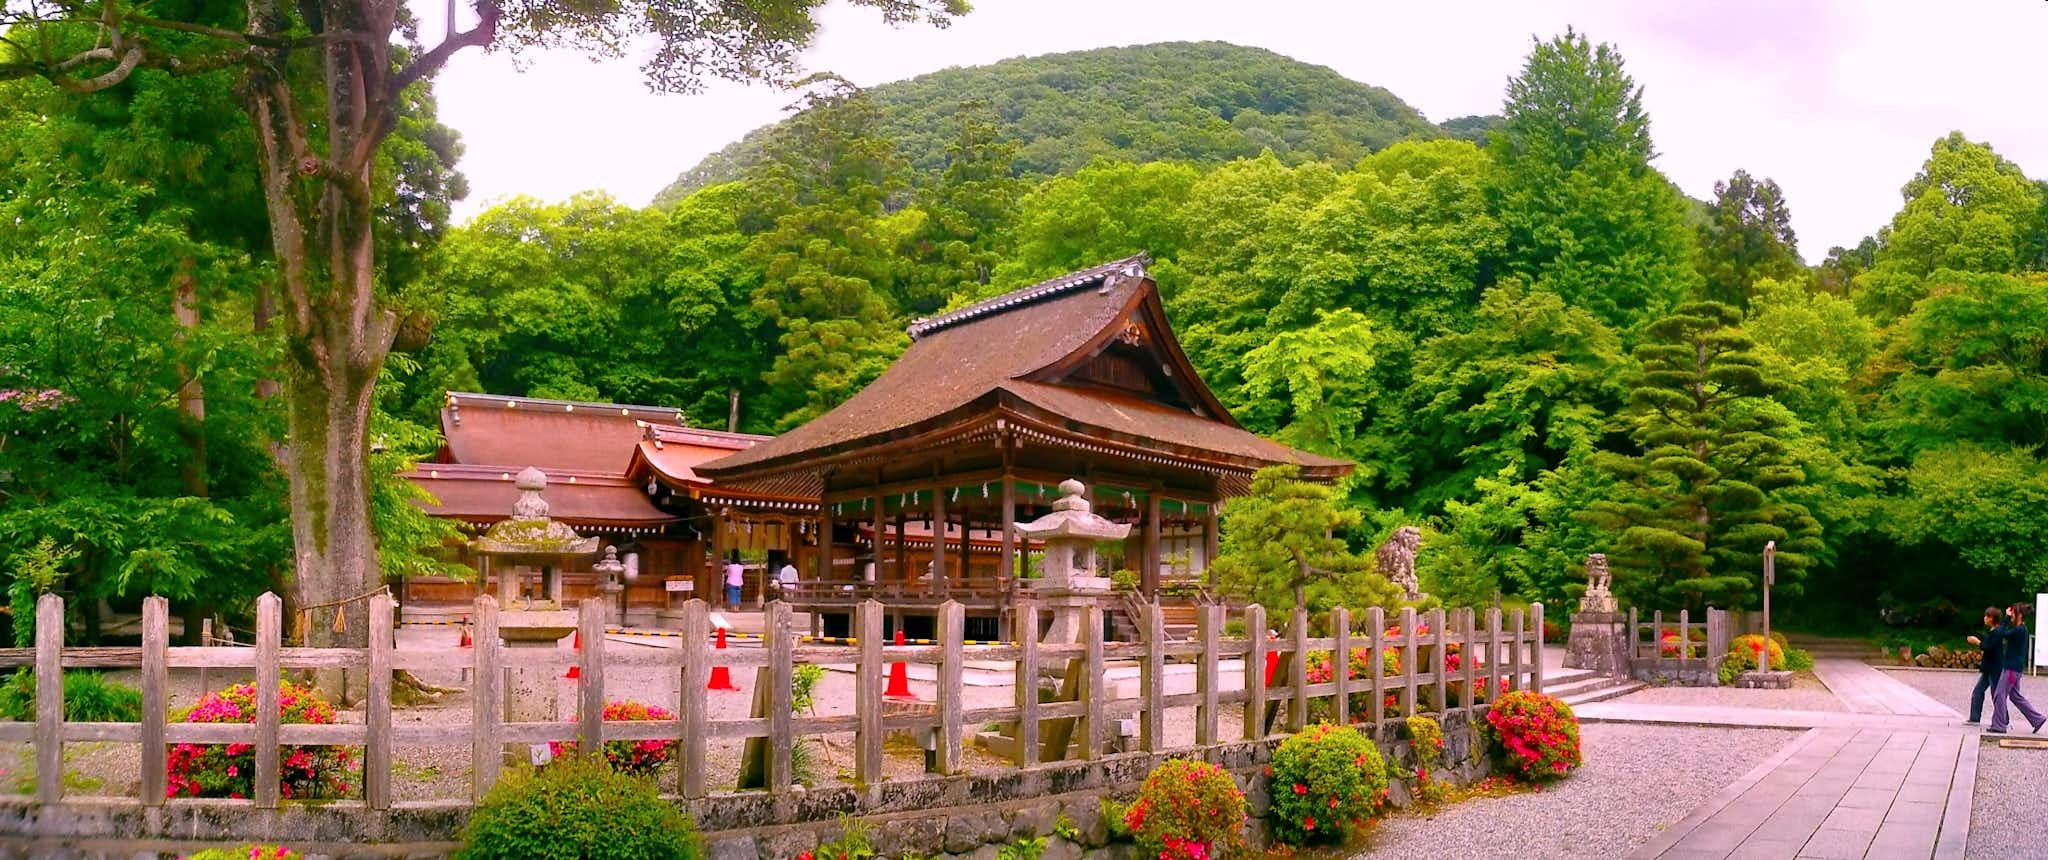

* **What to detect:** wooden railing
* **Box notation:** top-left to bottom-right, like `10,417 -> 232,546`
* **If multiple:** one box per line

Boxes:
1,592 -> 1543,812
1628,607 -> 1733,667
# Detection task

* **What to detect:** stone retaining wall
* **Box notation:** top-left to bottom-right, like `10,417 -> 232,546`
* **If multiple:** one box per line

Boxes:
0,711 -> 1494,860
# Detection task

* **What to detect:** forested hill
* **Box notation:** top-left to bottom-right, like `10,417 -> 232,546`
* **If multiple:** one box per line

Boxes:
653,41 -> 1445,205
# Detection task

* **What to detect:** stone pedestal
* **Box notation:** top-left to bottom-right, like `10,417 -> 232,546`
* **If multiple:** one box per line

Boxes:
1564,611 -> 1629,676
1734,670 -> 1794,689
500,608 -> 577,764
598,582 -> 625,627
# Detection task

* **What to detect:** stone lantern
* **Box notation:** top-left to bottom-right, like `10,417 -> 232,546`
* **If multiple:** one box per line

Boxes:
469,466 -> 600,748
1014,479 -> 1131,645
593,546 -> 627,626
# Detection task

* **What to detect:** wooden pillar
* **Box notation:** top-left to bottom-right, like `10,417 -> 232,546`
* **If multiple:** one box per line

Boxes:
893,511 -> 908,583
1141,492 -> 1162,598
998,473 -> 1017,581
931,484 -> 948,598
709,507 -> 728,600
1204,503 -> 1221,587
869,493 -> 883,590
816,507 -> 833,583
958,512 -> 972,588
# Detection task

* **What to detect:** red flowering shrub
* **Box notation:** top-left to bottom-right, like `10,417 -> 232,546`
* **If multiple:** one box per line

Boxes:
1658,626 -> 1706,658
1266,722 -> 1389,846
166,680 -> 354,800
548,700 -> 679,776
1483,690 -> 1581,782
1123,759 -> 1246,860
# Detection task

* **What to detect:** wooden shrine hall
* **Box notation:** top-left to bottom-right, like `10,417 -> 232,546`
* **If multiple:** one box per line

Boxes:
697,254 -> 1351,638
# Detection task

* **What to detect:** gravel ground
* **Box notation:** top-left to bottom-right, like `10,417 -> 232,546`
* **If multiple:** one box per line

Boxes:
1354,724 -> 1800,859
1969,738 -> 2048,859
1601,673 -> 1847,712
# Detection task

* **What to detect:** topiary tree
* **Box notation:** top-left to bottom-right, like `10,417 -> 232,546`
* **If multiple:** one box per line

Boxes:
1266,722 -> 1389,846
1212,465 -> 1400,614
458,757 -> 702,860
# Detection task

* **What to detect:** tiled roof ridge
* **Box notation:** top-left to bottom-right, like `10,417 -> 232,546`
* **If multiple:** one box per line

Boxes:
642,422 -> 773,445
905,253 -> 1151,340
445,391 -> 687,422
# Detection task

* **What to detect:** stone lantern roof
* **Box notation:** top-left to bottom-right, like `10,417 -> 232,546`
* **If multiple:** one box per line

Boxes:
1012,479 -> 1132,543
472,467 -> 601,558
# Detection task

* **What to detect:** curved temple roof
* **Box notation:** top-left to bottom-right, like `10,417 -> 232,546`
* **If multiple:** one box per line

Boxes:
699,255 -> 1351,484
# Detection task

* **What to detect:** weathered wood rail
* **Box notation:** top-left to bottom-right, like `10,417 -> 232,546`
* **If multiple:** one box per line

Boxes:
0,592 -> 1544,815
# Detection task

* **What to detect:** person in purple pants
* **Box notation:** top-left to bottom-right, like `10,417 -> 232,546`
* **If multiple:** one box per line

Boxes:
1989,602 -> 2045,734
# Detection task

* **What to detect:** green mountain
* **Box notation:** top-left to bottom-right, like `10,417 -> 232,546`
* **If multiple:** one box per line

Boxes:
654,41 -> 1448,205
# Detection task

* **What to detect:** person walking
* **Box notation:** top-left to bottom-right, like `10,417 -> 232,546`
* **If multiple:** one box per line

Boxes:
1989,602 -> 2045,735
723,556 -> 745,610
1965,606 -> 2005,725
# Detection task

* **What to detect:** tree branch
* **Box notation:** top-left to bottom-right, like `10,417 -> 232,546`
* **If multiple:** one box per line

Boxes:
388,0 -> 496,97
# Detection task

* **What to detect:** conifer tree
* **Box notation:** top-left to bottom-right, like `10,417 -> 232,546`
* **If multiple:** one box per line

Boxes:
1580,302 -> 1822,610
1212,465 -> 1399,614
1694,170 -> 1803,309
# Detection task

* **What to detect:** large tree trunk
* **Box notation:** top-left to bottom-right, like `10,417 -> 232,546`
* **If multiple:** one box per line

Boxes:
173,258 -> 212,645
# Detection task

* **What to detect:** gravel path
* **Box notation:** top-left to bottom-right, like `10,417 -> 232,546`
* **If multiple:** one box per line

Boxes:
1602,674 -> 1846,712
1969,737 -> 2048,859
1354,724 -> 1799,859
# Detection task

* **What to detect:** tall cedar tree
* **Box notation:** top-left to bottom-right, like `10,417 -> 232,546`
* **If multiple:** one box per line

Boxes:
1211,465 -> 1400,614
0,0 -> 962,655
1581,302 -> 1822,610
1694,170 -> 1803,309
1488,30 -> 1699,330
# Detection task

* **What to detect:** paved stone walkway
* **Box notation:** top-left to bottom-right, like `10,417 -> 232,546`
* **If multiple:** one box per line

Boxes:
1629,727 -> 1976,860
1809,658 -> 1960,718
1574,702 -> 1963,732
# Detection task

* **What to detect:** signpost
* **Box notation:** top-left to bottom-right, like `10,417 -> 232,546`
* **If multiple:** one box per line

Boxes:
1761,541 -> 1776,673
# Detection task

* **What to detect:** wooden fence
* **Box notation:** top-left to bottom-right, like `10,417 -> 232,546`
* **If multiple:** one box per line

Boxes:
1,592 -> 1543,813
1627,607 -> 1734,668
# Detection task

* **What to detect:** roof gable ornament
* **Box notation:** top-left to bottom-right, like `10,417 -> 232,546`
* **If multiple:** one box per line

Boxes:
905,253 -> 1152,340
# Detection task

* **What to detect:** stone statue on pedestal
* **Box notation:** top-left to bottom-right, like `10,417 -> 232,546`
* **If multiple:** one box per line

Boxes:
1579,553 -> 1616,614
1375,526 -> 1423,601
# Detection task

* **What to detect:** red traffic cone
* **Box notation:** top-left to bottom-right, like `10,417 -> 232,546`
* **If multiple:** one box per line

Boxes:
1264,633 -> 1279,686
883,629 -> 915,700
564,631 -> 582,680
459,622 -> 472,649
707,627 -> 740,691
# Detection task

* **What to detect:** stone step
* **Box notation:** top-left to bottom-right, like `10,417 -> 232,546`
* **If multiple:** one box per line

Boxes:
1560,679 -> 1645,707
1544,673 -> 1632,701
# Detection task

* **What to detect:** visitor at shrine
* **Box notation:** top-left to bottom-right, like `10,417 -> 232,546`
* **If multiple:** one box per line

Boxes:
1988,602 -> 2044,734
776,561 -> 798,593
1965,606 -> 2005,724
724,557 -> 744,609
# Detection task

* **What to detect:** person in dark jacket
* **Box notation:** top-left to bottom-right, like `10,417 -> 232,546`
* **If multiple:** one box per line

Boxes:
1989,602 -> 2045,734
1966,606 -> 2005,724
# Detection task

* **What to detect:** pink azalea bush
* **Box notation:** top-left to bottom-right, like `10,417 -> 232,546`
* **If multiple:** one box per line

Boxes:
166,680 -> 354,800
1122,759 -> 1246,860
1482,690 -> 1581,782
548,700 -> 680,776
1265,722 -> 1389,846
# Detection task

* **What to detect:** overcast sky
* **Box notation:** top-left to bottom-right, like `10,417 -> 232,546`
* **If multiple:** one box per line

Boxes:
416,0 -> 2047,260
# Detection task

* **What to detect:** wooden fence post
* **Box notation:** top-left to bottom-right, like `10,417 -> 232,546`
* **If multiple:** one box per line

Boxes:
767,601 -> 795,791
141,596 -> 168,807
1196,604 -> 1220,745
1486,607 -> 1502,705
34,593 -> 62,806
1629,607 -> 1640,661
1652,610 -> 1664,663
254,593 -> 281,809
1141,603 -> 1166,752
1241,604 -> 1267,741
1429,607 -> 1447,715
1366,606 -> 1385,728
471,595 -> 502,802
1400,607 -> 1418,716
1013,602 -> 1040,766
1080,604 -> 1105,759
367,594 -> 395,811
1331,607 -> 1351,726
678,599 -> 709,798
577,600 -> 605,760
937,600 -> 965,773
1531,602 -> 1546,693
1459,609 -> 1476,717
1288,608 -> 1309,733
1509,609 -> 1525,692
855,600 -> 884,785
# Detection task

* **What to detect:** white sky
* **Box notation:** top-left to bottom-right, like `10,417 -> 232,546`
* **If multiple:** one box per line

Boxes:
416,0 -> 2048,259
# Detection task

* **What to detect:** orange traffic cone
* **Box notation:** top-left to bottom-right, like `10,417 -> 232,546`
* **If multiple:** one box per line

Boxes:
883,629 -> 915,700
1264,633 -> 1279,686
459,622 -> 472,649
707,627 -> 739,691
564,631 -> 581,680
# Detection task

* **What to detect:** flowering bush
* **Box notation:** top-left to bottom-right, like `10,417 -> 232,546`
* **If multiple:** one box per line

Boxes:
456,757 -> 702,860
1658,626 -> 1706,658
1123,758 -> 1246,860
1483,690 -> 1581,782
548,700 -> 679,776
166,680 -> 354,800
1266,723 -> 1389,846
1401,716 -> 1451,806
182,846 -> 299,860
1717,634 -> 1813,683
